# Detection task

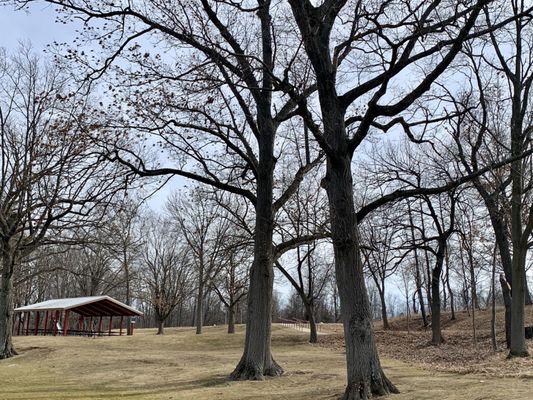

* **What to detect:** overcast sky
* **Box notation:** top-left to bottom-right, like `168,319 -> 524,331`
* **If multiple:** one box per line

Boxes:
1,4 -> 67,50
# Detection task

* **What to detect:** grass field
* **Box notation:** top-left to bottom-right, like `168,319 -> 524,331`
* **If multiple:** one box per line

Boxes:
1,325 -> 532,400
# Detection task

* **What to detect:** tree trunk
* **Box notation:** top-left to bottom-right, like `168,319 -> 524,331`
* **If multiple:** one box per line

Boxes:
324,156 -> 397,399
156,319 -> 164,335
304,302 -> 318,344
525,281 -> 532,306
0,250 -> 17,359
508,76 -> 529,357
195,268 -> 204,335
408,203 -> 427,327
509,248 -> 528,356
124,258 -> 133,335
378,288 -> 389,330
445,248 -> 455,320
499,274 -> 512,348
227,304 -> 236,334
431,245 -> 445,345
491,248 -> 498,351
415,266 -> 427,327
230,132 -> 282,380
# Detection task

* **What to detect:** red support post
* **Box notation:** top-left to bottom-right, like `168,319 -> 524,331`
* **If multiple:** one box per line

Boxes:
78,315 -> 84,335
34,311 -> 40,336
63,310 -> 70,336
43,311 -> 49,336
119,316 -> 124,336
89,316 -> 93,336
108,316 -> 113,336
25,312 -> 30,336
98,316 -> 103,336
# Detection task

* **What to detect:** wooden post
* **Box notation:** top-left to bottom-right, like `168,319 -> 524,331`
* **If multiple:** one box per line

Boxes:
108,316 -> 113,336
34,311 -> 40,336
63,310 -> 70,336
89,316 -> 93,337
43,311 -> 49,335
78,316 -> 84,335
98,316 -> 103,336
119,316 -> 124,336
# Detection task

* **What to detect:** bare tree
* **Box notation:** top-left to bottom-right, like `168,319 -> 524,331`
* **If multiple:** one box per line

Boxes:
284,1 -> 508,397
168,192 -> 230,335
447,2 -> 533,355
360,210 -> 403,330
10,0 -> 325,379
0,47 -> 127,359
141,216 -> 192,335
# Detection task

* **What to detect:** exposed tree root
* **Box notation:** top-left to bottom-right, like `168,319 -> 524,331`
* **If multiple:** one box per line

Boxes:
230,356 -> 284,381
342,372 -> 399,400
0,344 -> 17,360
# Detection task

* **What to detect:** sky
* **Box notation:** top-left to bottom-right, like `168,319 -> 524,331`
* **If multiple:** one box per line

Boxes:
1,4 -> 68,49
1,3 -> 181,209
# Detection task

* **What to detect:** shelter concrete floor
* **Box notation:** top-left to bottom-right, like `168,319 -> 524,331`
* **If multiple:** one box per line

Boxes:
0,325 -> 531,399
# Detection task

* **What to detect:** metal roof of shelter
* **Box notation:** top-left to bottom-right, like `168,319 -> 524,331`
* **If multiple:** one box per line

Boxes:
15,296 -> 143,317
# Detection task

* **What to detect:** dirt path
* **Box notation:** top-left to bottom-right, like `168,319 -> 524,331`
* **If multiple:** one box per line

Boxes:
0,325 -> 531,399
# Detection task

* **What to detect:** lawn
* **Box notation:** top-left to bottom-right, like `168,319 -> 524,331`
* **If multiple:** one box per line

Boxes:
0,325 -> 531,399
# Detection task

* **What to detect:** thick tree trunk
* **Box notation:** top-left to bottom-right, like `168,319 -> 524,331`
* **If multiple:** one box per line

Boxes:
508,79 -> 529,357
525,282 -> 532,306
324,157 -> 397,399
509,249 -> 528,356
0,251 -> 17,359
227,305 -> 236,334
230,133 -> 282,380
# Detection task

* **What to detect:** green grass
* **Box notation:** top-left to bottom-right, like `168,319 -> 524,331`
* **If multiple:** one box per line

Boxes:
0,325 -> 531,399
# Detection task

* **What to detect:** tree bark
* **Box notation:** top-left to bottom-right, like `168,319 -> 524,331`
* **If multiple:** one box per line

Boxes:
378,288 -> 389,330
157,320 -> 165,335
445,248 -> 455,320
324,156 -> 397,399
304,302 -> 318,344
490,247 -> 498,351
227,305 -> 236,334
431,244 -> 445,345
0,249 -> 17,359
509,249 -> 528,356
408,202 -> 427,327
508,66 -> 529,357
195,265 -> 204,335
230,129 -> 282,380
499,273 -> 512,348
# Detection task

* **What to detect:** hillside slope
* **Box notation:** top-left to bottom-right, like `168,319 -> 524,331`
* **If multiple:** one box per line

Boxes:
384,305 -> 533,333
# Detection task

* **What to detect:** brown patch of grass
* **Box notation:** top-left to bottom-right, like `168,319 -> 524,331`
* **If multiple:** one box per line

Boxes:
0,325 -> 531,399
316,306 -> 533,379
